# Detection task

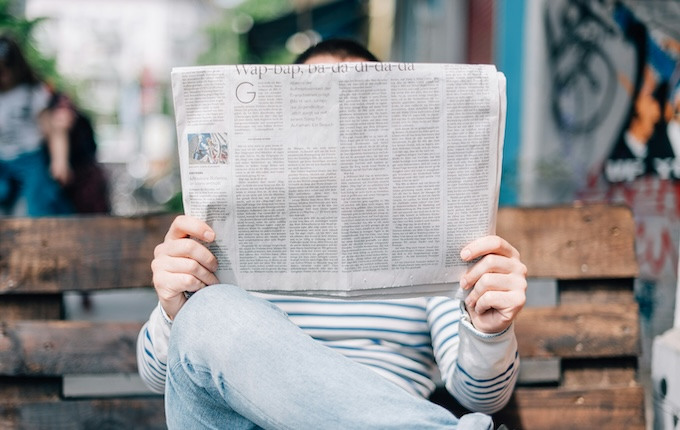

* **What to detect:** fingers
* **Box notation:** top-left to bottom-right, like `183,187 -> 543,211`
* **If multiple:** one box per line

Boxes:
465,290 -> 525,334
152,250 -> 219,289
458,235 -> 527,333
463,272 -> 527,311
460,252 -> 527,291
165,215 -> 216,242
153,215 -> 220,319
460,235 -> 519,262
154,236 -> 218,271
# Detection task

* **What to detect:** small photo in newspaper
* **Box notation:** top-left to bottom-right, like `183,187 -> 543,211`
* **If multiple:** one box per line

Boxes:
188,132 -> 229,165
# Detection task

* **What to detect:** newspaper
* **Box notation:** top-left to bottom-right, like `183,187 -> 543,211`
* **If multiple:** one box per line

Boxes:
171,62 -> 506,299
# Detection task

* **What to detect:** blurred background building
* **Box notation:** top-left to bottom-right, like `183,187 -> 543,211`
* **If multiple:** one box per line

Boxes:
3,0 -> 680,427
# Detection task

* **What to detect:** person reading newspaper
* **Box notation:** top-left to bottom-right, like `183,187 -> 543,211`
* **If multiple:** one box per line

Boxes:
137,39 -> 527,429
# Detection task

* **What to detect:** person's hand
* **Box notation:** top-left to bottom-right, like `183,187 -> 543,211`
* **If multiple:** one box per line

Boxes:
151,215 -> 220,319
459,235 -> 527,334
49,157 -> 73,185
43,106 -> 75,185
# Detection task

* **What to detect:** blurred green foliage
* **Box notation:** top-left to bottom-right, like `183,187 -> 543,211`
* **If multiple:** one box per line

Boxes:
199,0 -> 295,66
164,190 -> 184,213
0,0 -> 70,91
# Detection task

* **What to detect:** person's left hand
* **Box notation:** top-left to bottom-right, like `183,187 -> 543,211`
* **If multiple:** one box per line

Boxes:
459,235 -> 527,334
50,157 -> 72,185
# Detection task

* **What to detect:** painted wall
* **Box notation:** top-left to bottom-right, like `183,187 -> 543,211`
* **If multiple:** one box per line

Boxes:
521,0 -> 680,370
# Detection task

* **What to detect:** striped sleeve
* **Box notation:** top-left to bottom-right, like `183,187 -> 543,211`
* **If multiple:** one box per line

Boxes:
426,297 -> 519,414
136,302 -> 172,394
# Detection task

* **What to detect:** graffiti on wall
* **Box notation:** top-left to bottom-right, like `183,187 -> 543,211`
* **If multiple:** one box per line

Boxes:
602,4 -> 680,183
541,0 -> 680,367
544,0 -> 680,183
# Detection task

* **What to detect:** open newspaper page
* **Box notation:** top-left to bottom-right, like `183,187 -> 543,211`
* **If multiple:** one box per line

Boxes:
171,62 -> 506,299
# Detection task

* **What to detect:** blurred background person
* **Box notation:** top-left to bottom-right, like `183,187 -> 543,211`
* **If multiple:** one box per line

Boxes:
0,34 -> 73,216
45,90 -> 111,214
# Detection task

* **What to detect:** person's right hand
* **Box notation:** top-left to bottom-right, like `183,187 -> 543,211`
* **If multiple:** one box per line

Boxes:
151,215 -> 220,320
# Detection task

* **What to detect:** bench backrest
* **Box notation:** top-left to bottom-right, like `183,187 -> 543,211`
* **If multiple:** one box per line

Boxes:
0,204 -> 645,429
431,204 -> 645,428
496,204 -> 644,429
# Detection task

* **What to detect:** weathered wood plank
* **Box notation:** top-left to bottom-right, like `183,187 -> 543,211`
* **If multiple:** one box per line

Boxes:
559,278 -> 636,304
0,294 -> 62,319
0,205 -> 637,293
0,377 -> 61,401
432,386 -> 646,429
561,358 -> 638,388
0,397 -> 165,430
514,302 -> 640,359
493,386 -> 646,430
497,204 -> 638,279
0,302 -> 640,376
0,214 -> 174,294
0,321 -> 143,376
0,300 -> 639,377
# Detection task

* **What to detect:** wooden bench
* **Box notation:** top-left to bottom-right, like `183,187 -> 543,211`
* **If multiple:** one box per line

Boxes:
0,204 -> 645,429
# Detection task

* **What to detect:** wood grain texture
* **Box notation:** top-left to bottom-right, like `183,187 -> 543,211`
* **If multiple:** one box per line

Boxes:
0,295 -> 62,320
0,205 -> 636,293
514,302 -> 640,359
561,358 -> 639,388
432,386 -> 646,429
0,205 -> 646,428
493,386 -> 646,430
0,302 -> 639,376
0,214 -> 174,294
496,204 -> 638,279
0,321 -> 143,376
0,398 -> 165,430
559,278 -> 636,304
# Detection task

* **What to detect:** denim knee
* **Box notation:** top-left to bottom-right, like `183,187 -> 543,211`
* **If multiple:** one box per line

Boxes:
169,284 -> 283,366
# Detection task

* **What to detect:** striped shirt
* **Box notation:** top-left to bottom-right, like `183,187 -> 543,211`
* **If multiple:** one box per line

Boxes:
138,293 -> 518,414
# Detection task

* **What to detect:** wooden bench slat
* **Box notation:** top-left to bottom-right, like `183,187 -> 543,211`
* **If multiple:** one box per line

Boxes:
0,300 -> 639,377
497,204 -> 638,279
0,398 -> 165,430
0,321 -> 143,375
0,377 -> 61,401
562,358 -> 639,388
493,386 -> 646,430
0,215 -> 174,294
559,278 -> 636,304
515,302 -> 640,358
1,204 -> 638,293
0,294 -> 62,319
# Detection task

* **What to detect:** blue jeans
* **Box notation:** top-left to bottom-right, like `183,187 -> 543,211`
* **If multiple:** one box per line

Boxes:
165,284 -> 494,429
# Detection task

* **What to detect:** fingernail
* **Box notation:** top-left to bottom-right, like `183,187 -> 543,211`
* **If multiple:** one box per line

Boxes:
460,248 -> 471,261
204,230 -> 215,241
460,277 -> 467,289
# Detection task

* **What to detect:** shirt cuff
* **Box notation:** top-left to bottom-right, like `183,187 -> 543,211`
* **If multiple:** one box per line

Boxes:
158,302 -> 174,326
